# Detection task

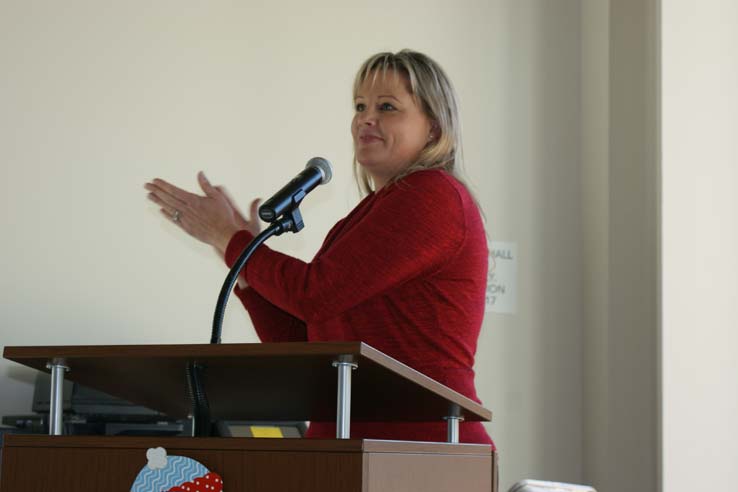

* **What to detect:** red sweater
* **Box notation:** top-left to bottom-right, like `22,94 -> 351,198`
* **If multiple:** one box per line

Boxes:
224,169 -> 492,446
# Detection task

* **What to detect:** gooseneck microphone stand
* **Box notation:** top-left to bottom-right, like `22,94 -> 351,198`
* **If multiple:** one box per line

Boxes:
187,208 -> 305,437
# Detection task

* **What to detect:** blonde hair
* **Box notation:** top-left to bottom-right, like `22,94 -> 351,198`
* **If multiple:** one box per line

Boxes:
352,49 -> 473,197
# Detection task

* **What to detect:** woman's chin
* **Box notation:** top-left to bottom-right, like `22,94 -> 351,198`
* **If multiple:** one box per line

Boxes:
357,157 -> 381,170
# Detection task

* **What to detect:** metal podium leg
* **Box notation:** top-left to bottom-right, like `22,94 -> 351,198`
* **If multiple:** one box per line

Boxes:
332,360 -> 358,439
444,416 -> 464,444
46,360 -> 69,436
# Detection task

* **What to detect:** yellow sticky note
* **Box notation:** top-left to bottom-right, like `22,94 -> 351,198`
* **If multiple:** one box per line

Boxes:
250,426 -> 284,438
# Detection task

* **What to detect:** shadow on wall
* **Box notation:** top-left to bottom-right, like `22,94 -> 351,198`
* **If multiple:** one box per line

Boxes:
5,364 -> 37,386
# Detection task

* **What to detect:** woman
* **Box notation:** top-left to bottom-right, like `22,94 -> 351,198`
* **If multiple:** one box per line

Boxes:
145,50 -> 492,446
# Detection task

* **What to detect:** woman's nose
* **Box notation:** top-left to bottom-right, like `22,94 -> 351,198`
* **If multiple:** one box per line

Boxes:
357,108 -> 377,125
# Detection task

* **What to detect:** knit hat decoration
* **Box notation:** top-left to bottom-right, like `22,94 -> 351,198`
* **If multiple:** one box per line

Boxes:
130,447 -> 224,492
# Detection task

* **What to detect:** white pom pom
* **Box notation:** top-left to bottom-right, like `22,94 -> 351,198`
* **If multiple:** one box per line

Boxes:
146,447 -> 168,470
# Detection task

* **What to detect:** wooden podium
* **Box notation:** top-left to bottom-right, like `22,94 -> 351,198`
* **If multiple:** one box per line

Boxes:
1,342 -> 497,491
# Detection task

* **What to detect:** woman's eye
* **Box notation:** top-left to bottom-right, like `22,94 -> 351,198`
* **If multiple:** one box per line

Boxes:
355,103 -> 366,112
379,102 -> 395,111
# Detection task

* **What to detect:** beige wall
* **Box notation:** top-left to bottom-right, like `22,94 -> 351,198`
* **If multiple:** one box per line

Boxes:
580,0 -> 611,488
475,1 -> 584,487
662,1 -> 738,490
581,2 -> 661,491
582,1 -> 738,491
0,2 -> 586,490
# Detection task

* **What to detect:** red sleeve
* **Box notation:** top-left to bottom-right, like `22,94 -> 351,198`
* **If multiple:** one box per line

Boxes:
236,171 -> 466,324
224,233 -> 307,342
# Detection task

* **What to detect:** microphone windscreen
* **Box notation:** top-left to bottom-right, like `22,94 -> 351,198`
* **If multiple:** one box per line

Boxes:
306,157 -> 333,185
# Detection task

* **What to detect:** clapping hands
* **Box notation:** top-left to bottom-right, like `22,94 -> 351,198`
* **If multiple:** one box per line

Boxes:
145,172 -> 262,257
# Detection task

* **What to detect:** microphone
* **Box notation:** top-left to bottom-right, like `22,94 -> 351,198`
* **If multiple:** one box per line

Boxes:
258,157 -> 333,222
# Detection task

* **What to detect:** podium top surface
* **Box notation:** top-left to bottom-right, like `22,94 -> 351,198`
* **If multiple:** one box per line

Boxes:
3,342 -> 492,423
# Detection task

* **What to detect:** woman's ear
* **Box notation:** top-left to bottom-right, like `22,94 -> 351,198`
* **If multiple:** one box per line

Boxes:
428,121 -> 441,141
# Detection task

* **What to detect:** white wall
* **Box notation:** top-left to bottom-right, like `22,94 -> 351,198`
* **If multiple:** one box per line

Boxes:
662,1 -> 738,490
0,2 -> 585,491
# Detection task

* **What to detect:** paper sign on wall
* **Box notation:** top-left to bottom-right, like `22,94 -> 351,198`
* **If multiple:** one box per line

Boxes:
486,241 -> 517,314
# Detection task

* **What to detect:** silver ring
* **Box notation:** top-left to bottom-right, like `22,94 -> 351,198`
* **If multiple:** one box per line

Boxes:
172,209 -> 181,223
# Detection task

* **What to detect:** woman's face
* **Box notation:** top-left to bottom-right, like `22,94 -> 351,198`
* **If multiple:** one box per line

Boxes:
352,71 -> 434,189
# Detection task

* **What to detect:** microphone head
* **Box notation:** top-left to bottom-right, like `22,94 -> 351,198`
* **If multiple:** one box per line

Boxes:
306,157 -> 333,185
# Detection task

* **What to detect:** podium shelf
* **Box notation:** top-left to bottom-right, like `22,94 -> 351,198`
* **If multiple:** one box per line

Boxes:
3,342 -> 492,423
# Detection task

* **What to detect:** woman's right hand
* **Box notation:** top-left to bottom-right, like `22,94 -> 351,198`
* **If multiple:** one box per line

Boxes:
216,185 -> 262,242
145,172 -> 262,257
145,172 -> 261,288
215,186 -> 261,290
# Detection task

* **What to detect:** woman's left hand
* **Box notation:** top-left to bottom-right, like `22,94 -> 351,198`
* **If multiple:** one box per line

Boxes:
145,172 -> 243,255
